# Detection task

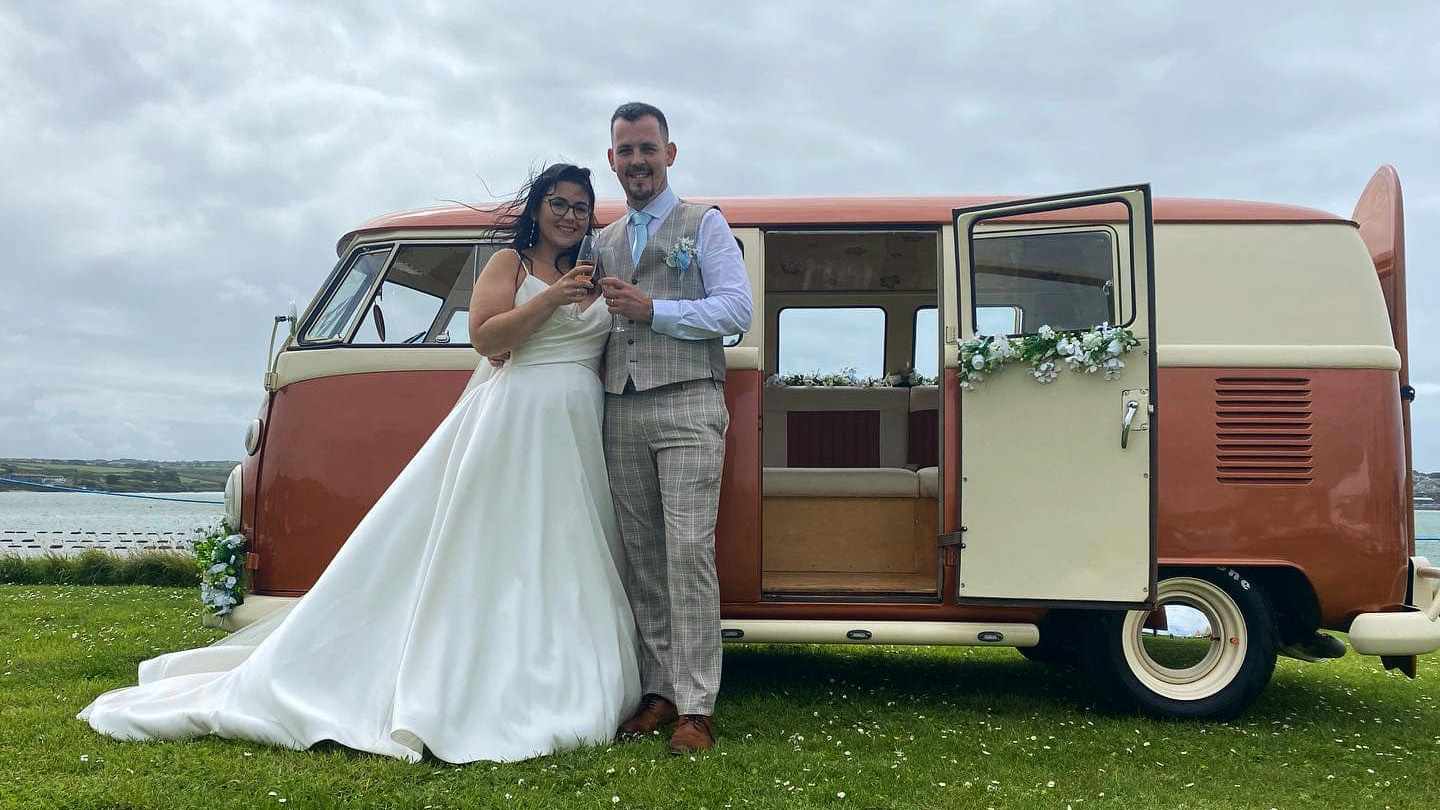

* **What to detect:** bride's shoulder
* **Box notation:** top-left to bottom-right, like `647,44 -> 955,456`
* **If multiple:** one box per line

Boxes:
478,248 -> 528,289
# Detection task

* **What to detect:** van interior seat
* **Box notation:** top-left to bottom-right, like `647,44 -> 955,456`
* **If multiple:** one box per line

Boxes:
909,385 -> 940,412
918,466 -> 938,498
762,386 -> 912,468
764,466 -> 919,498
907,385 -> 940,470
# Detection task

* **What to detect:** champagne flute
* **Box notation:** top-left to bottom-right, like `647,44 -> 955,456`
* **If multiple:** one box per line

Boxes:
574,236 -> 627,334
575,235 -> 598,287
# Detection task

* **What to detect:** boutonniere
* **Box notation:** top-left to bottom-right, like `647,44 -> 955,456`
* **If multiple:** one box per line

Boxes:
664,236 -> 697,272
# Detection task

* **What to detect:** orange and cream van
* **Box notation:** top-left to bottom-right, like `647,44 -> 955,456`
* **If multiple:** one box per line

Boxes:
223,165 -> 1438,720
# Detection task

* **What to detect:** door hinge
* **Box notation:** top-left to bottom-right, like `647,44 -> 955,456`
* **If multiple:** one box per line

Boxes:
245,552 -> 260,570
938,529 -> 966,549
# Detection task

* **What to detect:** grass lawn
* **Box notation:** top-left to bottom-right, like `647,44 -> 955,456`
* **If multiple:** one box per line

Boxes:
2,586 -> 1436,809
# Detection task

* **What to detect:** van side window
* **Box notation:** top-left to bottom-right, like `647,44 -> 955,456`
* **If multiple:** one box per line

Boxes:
303,246 -> 392,343
915,305 -> 1019,375
913,307 -> 938,377
350,245 -> 490,345
778,307 -> 885,379
971,230 -> 1116,334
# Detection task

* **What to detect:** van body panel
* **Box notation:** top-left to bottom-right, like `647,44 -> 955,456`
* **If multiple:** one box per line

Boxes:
1154,224 -> 1393,352
717,370 -> 763,603
239,444 -> 262,564
1155,366 -> 1409,626
251,369 -> 469,595
275,346 -> 480,389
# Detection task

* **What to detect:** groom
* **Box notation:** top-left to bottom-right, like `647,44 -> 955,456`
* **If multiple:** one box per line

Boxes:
596,102 -> 753,754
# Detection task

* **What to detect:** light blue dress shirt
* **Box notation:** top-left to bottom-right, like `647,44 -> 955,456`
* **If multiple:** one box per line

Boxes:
625,185 -> 753,341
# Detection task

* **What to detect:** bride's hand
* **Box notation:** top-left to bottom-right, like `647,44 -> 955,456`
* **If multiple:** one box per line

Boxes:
544,266 -> 594,307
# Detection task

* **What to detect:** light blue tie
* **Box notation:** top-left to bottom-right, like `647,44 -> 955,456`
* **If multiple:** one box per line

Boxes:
629,211 -> 654,266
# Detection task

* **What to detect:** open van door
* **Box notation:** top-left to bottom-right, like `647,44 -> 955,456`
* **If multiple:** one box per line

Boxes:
948,186 -> 1156,608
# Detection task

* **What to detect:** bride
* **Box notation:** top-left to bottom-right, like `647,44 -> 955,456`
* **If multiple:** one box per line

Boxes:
79,163 -> 640,763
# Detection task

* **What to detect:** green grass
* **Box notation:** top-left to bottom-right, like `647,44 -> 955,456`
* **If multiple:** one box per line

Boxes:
1,585 -> 1436,809
0,550 -> 197,586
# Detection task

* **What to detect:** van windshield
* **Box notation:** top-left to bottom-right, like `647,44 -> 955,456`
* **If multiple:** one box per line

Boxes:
302,243 -> 500,346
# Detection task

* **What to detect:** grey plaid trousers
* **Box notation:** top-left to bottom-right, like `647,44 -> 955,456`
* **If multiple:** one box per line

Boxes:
604,379 -> 729,716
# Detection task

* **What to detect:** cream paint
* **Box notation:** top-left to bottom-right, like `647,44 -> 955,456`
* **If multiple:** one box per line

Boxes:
951,187 -> 1155,604
272,345 -> 761,390
718,620 -> 1040,647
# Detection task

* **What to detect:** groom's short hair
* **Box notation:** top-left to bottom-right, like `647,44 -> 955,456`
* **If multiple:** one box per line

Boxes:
611,102 -> 669,141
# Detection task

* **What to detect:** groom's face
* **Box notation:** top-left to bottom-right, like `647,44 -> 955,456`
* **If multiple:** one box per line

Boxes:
608,115 -> 675,208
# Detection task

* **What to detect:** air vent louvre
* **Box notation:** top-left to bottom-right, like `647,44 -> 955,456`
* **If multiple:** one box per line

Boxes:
1215,377 -> 1314,486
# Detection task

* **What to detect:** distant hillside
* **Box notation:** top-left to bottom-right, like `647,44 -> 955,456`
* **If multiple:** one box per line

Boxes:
0,459 -> 237,493
1417,471 -> 1440,504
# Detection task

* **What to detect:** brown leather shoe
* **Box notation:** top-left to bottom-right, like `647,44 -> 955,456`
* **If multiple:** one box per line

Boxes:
618,693 -> 678,737
667,714 -> 715,755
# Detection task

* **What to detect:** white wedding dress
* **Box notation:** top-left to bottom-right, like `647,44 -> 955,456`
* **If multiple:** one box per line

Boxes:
79,276 -> 639,763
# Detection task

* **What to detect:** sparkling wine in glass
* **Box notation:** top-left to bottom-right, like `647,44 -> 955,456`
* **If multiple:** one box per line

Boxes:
575,235 -> 598,287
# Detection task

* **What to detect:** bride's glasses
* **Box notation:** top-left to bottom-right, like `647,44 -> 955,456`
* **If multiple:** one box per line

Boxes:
546,197 -> 592,219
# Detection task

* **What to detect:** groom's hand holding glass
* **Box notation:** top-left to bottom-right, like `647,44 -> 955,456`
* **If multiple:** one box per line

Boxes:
599,277 -> 653,324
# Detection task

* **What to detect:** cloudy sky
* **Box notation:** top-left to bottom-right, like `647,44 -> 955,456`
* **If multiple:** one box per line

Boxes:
2,1 -> 1437,469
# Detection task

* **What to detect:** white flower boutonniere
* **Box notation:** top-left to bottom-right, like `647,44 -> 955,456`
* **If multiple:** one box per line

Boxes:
665,236 -> 697,273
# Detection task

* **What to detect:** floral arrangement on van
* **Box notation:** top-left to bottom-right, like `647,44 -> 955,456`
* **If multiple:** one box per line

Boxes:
192,519 -> 247,616
958,323 -> 1139,390
766,364 -> 938,388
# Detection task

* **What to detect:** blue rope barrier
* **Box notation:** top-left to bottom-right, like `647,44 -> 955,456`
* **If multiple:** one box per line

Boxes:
0,476 -> 224,505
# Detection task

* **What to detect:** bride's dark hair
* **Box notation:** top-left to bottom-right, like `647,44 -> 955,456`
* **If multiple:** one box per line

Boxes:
490,163 -> 597,273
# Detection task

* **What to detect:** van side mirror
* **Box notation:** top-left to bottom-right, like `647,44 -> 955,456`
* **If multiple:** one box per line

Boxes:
265,300 -> 300,392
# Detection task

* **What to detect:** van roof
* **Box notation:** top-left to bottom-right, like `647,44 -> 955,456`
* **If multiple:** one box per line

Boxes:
340,196 -> 1350,253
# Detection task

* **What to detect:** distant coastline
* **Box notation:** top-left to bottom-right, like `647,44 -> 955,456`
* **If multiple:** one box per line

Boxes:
0,458 -> 236,494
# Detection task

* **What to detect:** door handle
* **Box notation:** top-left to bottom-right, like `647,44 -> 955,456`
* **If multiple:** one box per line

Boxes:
1121,400 -> 1139,449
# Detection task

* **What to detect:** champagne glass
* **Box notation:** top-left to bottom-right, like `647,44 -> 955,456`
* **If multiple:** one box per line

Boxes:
575,235 -> 598,286
574,236 -> 626,334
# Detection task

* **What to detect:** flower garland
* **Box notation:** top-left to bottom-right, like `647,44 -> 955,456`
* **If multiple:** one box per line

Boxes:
192,518 -> 247,616
765,364 -> 939,388
958,323 -> 1140,390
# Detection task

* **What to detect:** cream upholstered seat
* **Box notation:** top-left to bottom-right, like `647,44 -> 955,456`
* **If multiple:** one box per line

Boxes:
763,467 -> 919,498
917,467 -> 939,498
908,385 -> 940,413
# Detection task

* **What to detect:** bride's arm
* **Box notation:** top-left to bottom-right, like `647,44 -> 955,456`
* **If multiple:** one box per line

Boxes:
467,250 -> 585,356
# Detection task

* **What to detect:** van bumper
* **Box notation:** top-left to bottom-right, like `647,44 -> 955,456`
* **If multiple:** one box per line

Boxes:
1349,556 -> 1440,656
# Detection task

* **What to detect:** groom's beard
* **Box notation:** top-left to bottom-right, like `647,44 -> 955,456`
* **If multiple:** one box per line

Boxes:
625,168 -> 662,203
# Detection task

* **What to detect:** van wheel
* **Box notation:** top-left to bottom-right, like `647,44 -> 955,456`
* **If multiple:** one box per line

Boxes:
1077,569 -> 1277,720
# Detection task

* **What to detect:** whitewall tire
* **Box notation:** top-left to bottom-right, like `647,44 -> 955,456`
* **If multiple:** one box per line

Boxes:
1078,568 -> 1277,720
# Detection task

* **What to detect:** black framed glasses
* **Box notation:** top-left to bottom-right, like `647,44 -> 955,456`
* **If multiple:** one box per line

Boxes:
545,197 -> 593,220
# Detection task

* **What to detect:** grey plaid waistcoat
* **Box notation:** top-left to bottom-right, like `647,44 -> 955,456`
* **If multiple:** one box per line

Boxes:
599,200 -> 726,394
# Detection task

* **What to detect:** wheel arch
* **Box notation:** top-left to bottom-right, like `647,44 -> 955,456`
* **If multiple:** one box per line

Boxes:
1158,563 -> 1318,646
